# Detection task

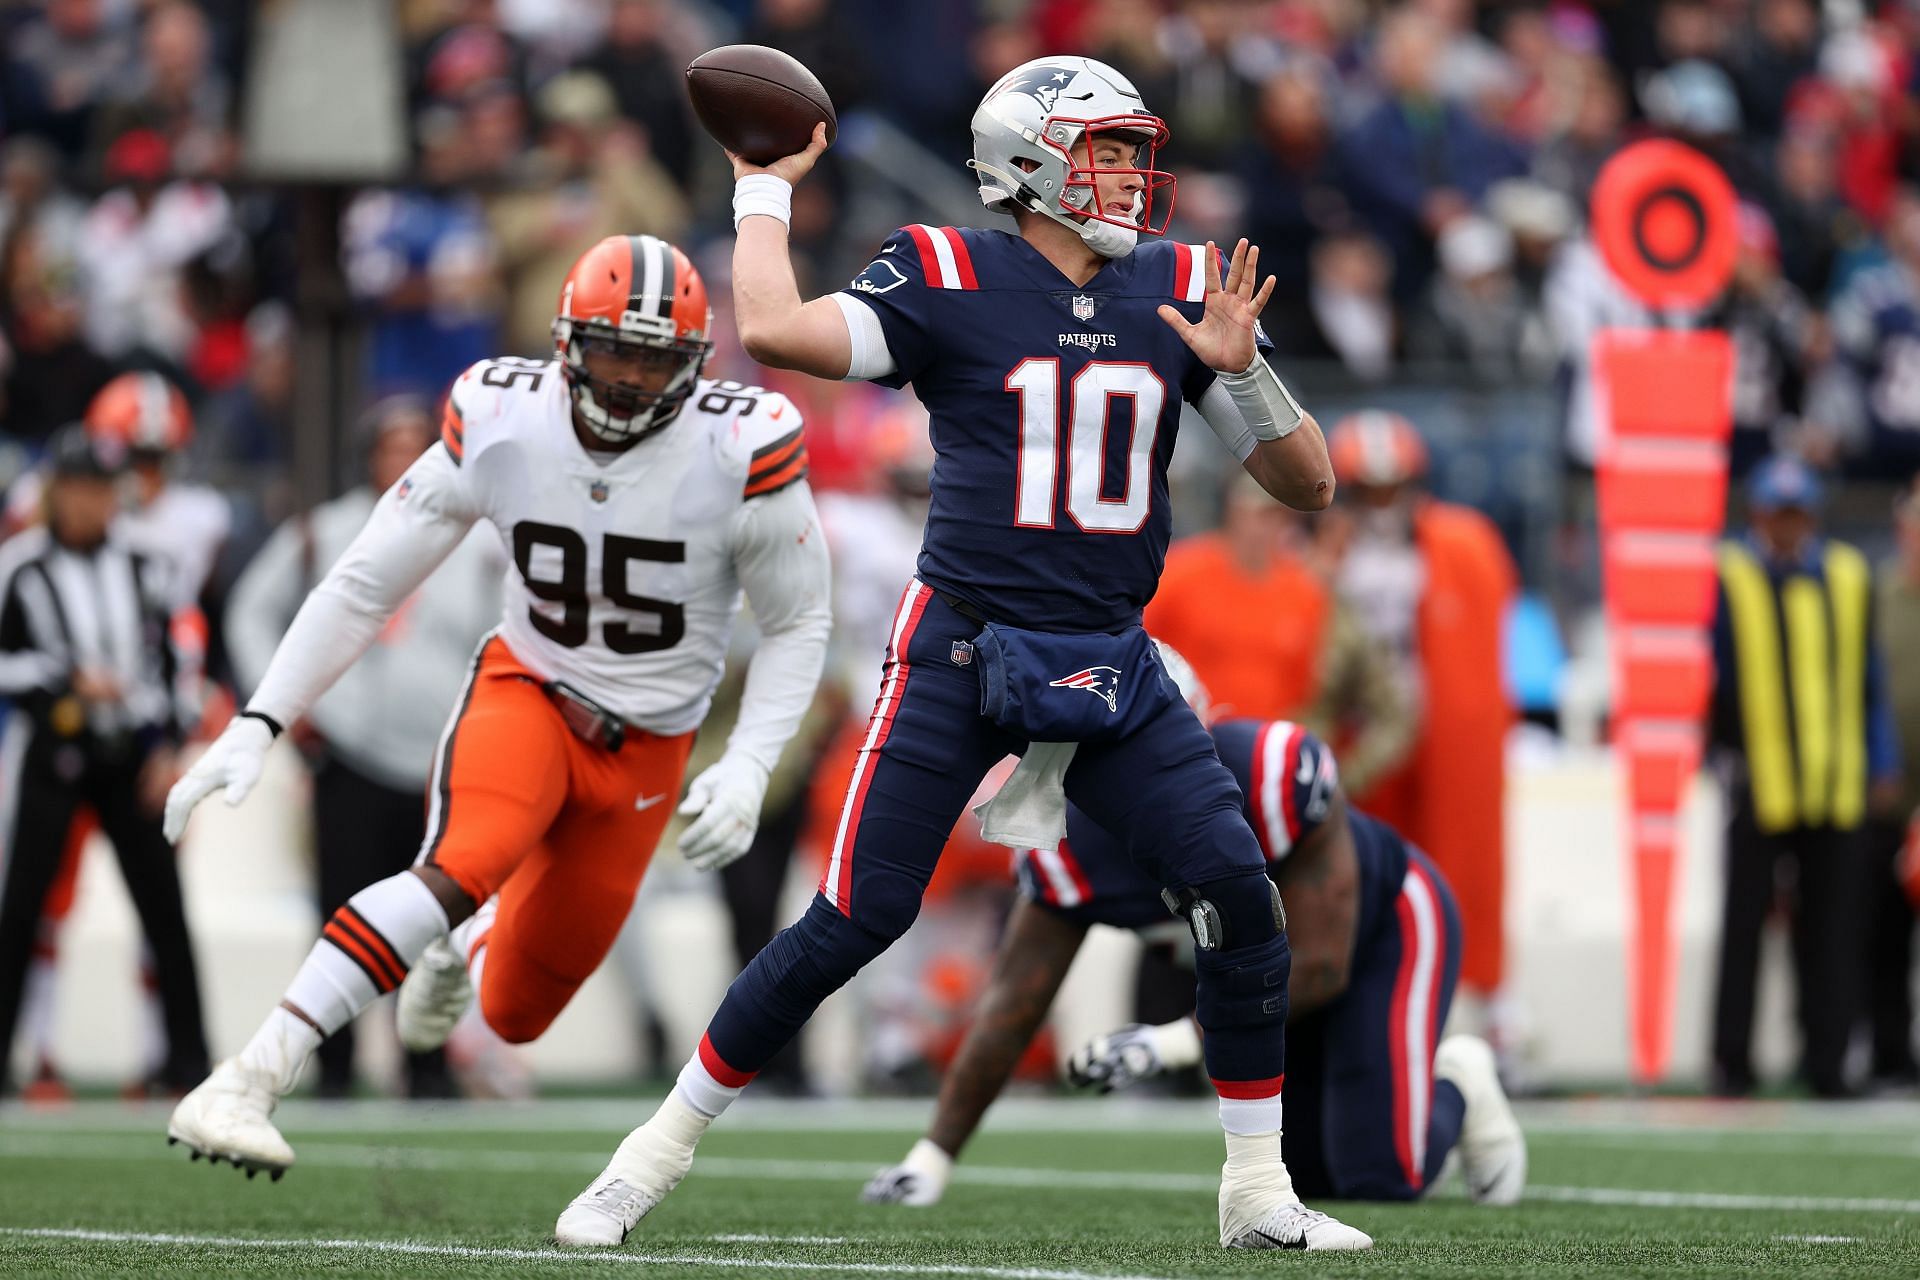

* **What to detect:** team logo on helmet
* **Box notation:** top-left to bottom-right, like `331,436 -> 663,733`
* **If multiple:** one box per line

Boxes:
1001,64 -> 1078,112
1050,666 -> 1122,713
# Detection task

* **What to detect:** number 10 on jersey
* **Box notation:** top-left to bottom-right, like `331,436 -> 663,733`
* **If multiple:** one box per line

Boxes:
1007,359 -> 1166,534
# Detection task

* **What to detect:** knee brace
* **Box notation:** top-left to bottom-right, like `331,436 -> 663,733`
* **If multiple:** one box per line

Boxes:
1162,870 -> 1285,952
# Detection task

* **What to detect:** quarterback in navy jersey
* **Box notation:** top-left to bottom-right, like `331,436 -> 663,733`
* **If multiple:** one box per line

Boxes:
862,709 -> 1527,1211
561,56 -> 1362,1252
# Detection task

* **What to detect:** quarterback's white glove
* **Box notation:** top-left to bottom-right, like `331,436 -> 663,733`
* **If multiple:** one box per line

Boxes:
163,714 -> 277,844
676,754 -> 770,872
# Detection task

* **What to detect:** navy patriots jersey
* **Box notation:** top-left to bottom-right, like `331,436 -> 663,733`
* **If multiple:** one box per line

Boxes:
839,225 -> 1272,632
1018,719 -> 1412,944
1831,261 -> 1920,467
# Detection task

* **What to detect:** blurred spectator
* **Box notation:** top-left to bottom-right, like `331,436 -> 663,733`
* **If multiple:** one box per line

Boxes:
88,0 -> 235,179
75,128 -> 234,364
1719,204 -> 1824,477
0,218 -> 115,443
1414,0 -> 1518,112
1235,61 -> 1350,309
1708,455 -> 1899,1098
1531,57 -> 1627,206
225,398 -> 500,1099
745,0 -> 871,116
198,302 -> 295,479
1270,230 -> 1397,380
411,0 -> 530,112
2,0 -> 136,161
1767,125 -> 1854,299
1153,0 -> 1285,170
1145,472 -> 1416,795
462,79 -> 534,183
0,137 -> 86,263
1406,213 -> 1553,381
1337,7 -> 1526,299
1639,59 -> 1769,198
1869,479 -> 1920,1089
1783,26 -> 1903,227
1829,187 -> 1920,474
0,425 -> 210,1098
488,71 -> 688,355
343,107 -> 502,400
577,0 -> 699,187
1322,411 -> 1517,1007
1726,0 -> 1821,142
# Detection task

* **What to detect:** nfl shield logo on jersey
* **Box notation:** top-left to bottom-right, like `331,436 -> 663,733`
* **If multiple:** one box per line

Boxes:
1071,294 -> 1096,322
589,479 -> 609,504
950,640 -> 974,666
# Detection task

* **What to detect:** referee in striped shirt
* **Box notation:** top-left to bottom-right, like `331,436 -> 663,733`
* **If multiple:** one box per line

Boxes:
0,425 -> 208,1095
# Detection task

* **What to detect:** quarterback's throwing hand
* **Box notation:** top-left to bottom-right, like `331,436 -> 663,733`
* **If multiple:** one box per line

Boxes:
1156,237 -> 1276,374
677,754 -> 771,871
726,121 -> 831,186
163,715 -> 275,844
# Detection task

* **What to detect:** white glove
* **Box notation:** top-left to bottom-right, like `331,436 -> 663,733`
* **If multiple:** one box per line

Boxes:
1066,1022 -> 1170,1094
676,754 -> 770,872
163,715 -> 276,844
860,1139 -> 953,1207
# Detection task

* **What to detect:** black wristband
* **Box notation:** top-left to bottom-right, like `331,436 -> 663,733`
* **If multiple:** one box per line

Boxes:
241,709 -> 285,739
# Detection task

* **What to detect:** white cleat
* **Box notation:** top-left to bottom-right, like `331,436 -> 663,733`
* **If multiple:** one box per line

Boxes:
1225,1203 -> 1375,1252
166,1060 -> 295,1180
861,1165 -> 943,1207
1436,1033 -> 1527,1206
397,938 -> 473,1053
554,1105 -> 700,1247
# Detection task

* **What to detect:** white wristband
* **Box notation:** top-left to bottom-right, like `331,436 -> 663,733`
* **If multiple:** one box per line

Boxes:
733,174 -> 794,231
1220,354 -> 1304,442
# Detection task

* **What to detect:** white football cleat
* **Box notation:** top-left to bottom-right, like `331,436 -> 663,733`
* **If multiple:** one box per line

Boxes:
555,1100 -> 702,1247
1436,1034 -> 1526,1205
167,1060 -> 294,1179
1219,1131 -> 1371,1251
396,937 -> 473,1053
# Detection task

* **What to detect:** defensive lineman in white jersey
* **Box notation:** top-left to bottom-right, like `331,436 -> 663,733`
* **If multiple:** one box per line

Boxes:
162,234 -> 832,1178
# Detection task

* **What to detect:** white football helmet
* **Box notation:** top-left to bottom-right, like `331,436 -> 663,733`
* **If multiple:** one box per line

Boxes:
1153,639 -> 1212,724
969,55 -> 1175,259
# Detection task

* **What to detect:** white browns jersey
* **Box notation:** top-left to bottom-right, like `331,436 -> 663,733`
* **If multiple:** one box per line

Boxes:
246,356 -> 831,769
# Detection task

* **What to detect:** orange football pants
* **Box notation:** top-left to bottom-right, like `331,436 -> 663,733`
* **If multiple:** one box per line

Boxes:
417,636 -> 693,1043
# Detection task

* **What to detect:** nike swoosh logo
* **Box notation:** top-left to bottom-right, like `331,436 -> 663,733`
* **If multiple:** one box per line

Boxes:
634,794 -> 667,811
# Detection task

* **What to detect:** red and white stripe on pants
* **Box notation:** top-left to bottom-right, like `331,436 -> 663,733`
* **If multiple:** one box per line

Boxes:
1388,856 -> 1445,1190
821,579 -> 934,914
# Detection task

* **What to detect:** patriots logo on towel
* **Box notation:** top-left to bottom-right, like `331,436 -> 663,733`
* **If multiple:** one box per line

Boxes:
1049,666 -> 1122,713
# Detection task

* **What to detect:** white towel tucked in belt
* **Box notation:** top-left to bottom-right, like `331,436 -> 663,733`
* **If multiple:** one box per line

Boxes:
972,740 -> 1079,848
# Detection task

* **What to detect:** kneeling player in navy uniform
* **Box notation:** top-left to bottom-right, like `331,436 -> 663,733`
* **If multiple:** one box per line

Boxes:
561,54 -> 1369,1250
863,664 -> 1526,1210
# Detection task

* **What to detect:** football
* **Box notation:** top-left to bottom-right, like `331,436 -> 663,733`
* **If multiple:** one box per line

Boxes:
685,45 -> 838,165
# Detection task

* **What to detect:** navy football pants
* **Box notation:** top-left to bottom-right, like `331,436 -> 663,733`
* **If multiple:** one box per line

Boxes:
706,582 -> 1284,1093
1284,848 -> 1465,1200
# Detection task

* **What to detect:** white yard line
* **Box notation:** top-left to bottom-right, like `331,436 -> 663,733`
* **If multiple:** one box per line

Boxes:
1527,1186 -> 1920,1214
0,1227 -> 1169,1280
4,1133 -> 1916,1214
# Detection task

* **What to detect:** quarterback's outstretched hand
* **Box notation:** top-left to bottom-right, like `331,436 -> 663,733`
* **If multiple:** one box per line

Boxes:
677,754 -> 771,872
1157,237 -> 1276,374
163,715 -> 275,844
727,121 -> 830,186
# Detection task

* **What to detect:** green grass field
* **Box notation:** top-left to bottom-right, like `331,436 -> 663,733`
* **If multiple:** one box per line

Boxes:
3,1095 -> 1917,1277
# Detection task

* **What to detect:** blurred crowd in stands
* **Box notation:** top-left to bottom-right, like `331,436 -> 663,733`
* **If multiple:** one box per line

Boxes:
1,0 -> 1918,1098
